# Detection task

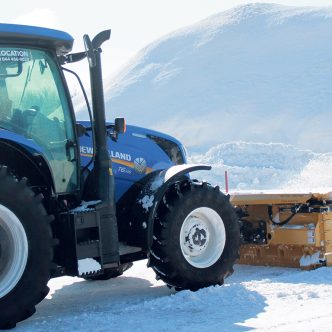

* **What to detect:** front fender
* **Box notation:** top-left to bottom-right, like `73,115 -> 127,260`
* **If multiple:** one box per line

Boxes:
124,164 -> 211,249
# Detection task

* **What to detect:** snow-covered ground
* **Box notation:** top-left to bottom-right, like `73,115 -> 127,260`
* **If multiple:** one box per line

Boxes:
16,261 -> 332,331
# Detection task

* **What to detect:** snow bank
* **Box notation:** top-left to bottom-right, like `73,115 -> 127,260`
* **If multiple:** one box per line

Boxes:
76,3 -> 332,154
282,153 -> 332,193
189,141 -> 332,192
74,2 -> 332,192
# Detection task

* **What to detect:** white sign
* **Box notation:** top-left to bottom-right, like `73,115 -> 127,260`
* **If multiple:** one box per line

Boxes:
0,49 -> 31,62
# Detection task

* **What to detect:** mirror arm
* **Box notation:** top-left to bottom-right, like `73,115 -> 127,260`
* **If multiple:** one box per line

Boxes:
58,51 -> 87,65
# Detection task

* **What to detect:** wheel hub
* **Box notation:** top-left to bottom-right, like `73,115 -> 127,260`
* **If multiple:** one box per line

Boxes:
180,207 -> 226,269
183,218 -> 210,256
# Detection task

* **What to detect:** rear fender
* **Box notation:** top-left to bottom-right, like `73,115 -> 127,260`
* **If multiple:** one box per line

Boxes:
0,138 -> 55,193
127,164 -> 211,249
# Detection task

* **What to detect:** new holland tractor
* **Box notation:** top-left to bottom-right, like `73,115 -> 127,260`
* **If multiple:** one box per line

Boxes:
0,24 -> 240,328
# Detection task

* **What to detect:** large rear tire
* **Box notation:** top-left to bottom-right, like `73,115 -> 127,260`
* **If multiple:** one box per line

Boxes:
0,167 -> 53,329
149,181 -> 240,291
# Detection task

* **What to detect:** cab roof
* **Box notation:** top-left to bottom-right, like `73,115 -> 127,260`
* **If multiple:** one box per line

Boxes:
0,23 -> 74,55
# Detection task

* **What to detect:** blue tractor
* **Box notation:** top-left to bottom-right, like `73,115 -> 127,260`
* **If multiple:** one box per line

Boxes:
0,24 -> 240,328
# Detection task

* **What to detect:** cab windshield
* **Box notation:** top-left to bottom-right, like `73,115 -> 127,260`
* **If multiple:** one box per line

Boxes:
0,47 -> 78,193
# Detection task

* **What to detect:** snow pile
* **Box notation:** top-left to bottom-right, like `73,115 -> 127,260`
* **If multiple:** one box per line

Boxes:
299,252 -> 321,268
76,3 -> 332,153
189,141 -> 332,192
282,153 -> 332,192
74,2 -> 332,191
16,261 -> 332,331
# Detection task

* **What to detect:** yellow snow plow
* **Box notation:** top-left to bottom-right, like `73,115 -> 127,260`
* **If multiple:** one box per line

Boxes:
231,192 -> 332,269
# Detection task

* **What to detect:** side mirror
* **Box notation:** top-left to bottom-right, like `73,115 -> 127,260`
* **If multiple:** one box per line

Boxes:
114,117 -> 126,134
107,118 -> 126,142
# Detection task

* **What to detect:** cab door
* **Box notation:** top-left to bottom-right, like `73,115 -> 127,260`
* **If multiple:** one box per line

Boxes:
0,47 -> 78,193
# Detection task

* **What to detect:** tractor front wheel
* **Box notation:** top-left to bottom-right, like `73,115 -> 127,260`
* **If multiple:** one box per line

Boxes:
149,181 -> 240,291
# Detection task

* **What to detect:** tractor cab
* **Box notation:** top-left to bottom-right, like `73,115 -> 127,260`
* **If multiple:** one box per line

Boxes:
0,46 -> 78,193
0,24 -> 79,194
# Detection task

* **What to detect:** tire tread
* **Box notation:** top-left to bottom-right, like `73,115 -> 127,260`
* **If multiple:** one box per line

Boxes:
0,168 -> 54,329
149,180 -> 240,291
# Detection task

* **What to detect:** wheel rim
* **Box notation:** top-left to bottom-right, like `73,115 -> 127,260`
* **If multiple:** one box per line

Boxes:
180,207 -> 226,268
0,204 -> 28,298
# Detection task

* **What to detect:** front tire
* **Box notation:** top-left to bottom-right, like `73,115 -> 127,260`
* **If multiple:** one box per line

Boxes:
149,181 -> 240,291
0,167 -> 53,329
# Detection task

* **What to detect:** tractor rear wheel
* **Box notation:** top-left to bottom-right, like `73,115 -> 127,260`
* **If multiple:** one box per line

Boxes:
149,181 -> 240,291
0,167 -> 53,329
